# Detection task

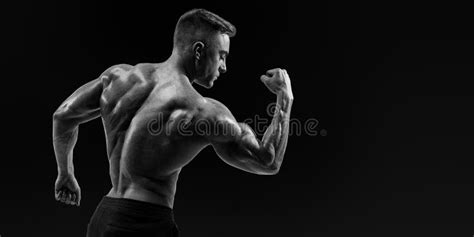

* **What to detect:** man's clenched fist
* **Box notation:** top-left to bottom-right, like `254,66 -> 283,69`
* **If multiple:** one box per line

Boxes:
55,173 -> 81,206
260,68 -> 293,99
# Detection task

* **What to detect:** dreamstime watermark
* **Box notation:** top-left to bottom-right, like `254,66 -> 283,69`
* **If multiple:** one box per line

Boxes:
147,102 -> 327,137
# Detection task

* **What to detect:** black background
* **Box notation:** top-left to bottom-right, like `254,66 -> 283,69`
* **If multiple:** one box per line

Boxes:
1,1 -> 474,236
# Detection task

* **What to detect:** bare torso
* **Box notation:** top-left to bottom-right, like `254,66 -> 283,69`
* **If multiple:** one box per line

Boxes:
99,63 -> 211,208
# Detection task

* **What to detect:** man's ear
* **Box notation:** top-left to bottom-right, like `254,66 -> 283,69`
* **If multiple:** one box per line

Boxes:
192,41 -> 205,60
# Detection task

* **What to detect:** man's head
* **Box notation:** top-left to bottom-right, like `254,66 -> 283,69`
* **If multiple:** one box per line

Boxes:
173,9 -> 236,88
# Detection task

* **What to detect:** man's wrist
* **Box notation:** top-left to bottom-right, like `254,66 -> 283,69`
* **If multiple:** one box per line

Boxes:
58,167 -> 74,177
276,91 -> 293,114
278,89 -> 294,102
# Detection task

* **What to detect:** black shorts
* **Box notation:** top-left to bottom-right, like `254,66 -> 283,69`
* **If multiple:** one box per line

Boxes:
86,196 -> 179,237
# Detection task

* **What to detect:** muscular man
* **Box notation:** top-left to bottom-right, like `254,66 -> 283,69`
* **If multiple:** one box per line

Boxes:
53,9 -> 293,236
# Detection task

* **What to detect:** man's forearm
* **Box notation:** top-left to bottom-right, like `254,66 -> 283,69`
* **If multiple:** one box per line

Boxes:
261,90 -> 293,170
53,117 -> 79,175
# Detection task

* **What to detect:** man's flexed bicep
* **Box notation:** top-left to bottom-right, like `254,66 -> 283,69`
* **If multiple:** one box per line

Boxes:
211,122 -> 278,175
204,99 -> 277,175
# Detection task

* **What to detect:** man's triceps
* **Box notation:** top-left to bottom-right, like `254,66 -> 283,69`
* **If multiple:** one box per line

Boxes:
54,78 -> 103,123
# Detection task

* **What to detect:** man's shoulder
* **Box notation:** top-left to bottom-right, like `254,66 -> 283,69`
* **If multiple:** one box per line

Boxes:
201,97 -> 229,114
199,97 -> 237,124
101,63 -> 157,80
194,97 -> 242,142
102,63 -> 134,76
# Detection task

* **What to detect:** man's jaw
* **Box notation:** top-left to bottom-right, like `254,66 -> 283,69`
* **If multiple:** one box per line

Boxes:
191,78 -> 214,89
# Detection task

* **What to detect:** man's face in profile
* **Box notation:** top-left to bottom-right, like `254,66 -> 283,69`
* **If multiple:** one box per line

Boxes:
195,33 -> 230,88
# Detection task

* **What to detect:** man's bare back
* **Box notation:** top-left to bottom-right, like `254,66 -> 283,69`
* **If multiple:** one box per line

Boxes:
101,63 -> 222,208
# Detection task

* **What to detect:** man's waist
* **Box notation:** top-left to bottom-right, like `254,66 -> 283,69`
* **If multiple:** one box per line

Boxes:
108,183 -> 175,209
100,195 -> 174,220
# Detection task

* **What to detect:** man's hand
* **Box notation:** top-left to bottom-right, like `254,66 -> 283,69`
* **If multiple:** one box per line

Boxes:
260,68 -> 294,99
54,173 -> 81,206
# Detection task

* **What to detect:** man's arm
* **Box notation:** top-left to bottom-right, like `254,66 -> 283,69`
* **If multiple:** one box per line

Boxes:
52,77 -> 103,205
208,68 -> 293,175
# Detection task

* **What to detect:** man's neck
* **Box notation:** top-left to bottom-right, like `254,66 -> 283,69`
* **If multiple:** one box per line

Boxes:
164,49 -> 194,83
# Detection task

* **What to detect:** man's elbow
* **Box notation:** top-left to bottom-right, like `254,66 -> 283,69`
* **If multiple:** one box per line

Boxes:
257,162 -> 280,175
259,146 -> 275,167
53,112 -> 61,121
53,108 -> 67,121
262,151 -> 281,175
53,107 -> 78,123
52,109 -> 76,130
268,162 -> 281,175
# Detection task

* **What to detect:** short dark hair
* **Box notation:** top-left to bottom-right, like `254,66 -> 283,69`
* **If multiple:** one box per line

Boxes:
173,9 -> 236,51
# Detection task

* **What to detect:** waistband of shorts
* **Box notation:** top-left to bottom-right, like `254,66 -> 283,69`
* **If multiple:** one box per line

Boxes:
100,196 -> 174,218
